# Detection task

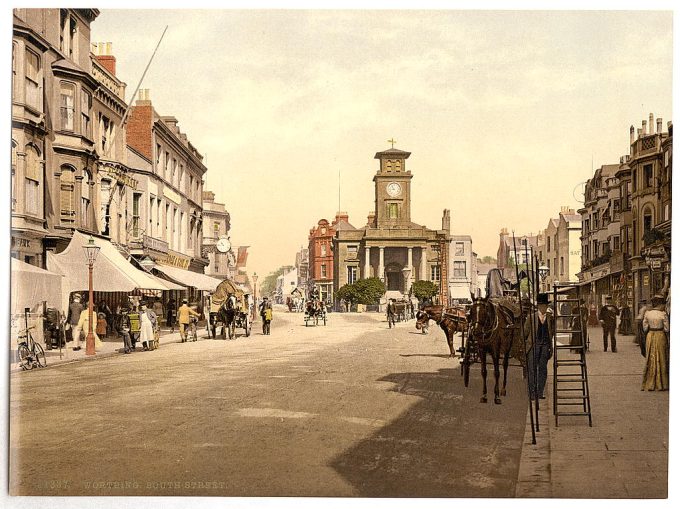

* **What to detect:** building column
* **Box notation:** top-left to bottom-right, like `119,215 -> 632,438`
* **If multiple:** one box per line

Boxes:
406,246 -> 414,292
378,246 -> 385,281
420,246 -> 427,281
364,246 -> 371,279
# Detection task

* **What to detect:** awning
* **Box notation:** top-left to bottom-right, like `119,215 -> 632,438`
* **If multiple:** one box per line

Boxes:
450,284 -> 472,301
11,258 -> 64,314
152,264 -> 222,292
47,231 -> 170,310
147,272 -> 184,291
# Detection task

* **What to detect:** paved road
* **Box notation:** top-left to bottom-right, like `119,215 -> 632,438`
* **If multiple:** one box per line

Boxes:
9,310 -> 529,497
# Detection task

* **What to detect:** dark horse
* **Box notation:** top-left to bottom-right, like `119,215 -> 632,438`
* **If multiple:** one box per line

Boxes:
415,305 -> 468,357
217,294 -> 238,339
467,296 -> 518,404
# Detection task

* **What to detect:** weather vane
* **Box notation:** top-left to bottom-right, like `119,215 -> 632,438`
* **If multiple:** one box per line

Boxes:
387,138 -> 396,148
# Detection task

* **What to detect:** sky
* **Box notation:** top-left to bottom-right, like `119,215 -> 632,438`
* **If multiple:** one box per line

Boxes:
88,8 -> 673,279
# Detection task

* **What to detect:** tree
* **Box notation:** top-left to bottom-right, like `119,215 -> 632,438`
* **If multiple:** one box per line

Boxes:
335,283 -> 360,306
353,277 -> 385,305
479,256 -> 497,265
411,280 -> 438,303
260,266 -> 293,297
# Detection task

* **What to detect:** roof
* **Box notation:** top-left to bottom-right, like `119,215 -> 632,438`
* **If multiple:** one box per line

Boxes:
562,213 -> 582,224
374,148 -> 411,159
333,219 -> 357,231
476,263 -> 496,275
598,164 -> 620,177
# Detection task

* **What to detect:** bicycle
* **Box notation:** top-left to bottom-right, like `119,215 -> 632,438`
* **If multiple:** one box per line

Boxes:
17,326 -> 47,371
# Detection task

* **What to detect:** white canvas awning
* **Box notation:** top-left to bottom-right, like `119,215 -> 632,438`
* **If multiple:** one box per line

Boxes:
11,258 -> 64,314
147,272 -> 184,291
47,231 -> 170,310
450,284 -> 472,302
153,264 -> 222,292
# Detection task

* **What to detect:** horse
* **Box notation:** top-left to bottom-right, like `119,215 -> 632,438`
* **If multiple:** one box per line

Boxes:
415,305 -> 468,357
218,294 -> 239,339
467,296 -> 518,404
305,299 -> 323,324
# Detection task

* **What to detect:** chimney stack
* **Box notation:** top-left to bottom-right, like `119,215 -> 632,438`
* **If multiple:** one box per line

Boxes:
642,119 -> 647,135
93,42 -> 116,76
649,113 -> 655,134
630,125 -> 635,145
137,88 -> 151,104
657,117 -> 663,134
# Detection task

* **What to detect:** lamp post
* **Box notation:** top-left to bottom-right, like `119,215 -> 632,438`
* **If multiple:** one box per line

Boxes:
538,265 -> 549,292
83,236 -> 100,356
252,272 -> 258,319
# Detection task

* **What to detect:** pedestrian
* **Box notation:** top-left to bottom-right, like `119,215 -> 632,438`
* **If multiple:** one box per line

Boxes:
76,305 -> 102,351
178,298 -> 200,342
166,297 -> 177,332
139,302 -> 157,351
641,294 -> 669,391
387,298 -> 397,328
598,295 -> 620,352
152,298 -> 164,328
634,299 -> 649,349
117,308 -> 133,354
127,304 -> 141,350
619,301 -> 633,335
524,293 -> 554,400
96,311 -> 108,338
259,297 -> 272,335
66,294 -> 84,350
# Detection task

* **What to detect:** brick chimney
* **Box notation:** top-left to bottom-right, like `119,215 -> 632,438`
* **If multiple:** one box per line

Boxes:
334,211 -> 349,225
367,211 -> 376,227
93,42 -> 116,76
126,89 -> 153,160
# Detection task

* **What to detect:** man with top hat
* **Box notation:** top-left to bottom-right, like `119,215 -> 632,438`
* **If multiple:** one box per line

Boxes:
598,295 -> 620,352
523,293 -> 554,400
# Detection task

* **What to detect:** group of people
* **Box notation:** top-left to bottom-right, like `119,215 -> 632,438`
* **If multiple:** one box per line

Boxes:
523,292 -> 670,400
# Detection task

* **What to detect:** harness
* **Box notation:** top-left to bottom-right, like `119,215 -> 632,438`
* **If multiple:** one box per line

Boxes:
471,301 -> 499,340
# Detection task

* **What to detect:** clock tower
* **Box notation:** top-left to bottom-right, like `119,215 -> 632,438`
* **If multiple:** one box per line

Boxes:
373,147 -> 413,226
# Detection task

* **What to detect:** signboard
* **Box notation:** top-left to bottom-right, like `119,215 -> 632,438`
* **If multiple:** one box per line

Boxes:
157,252 -> 191,269
99,164 -> 138,190
143,235 -> 168,254
650,259 -> 662,270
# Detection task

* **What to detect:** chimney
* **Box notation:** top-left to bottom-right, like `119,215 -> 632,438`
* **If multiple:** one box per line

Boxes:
367,211 -> 376,227
442,209 -> 450,231
94,42 -> 116,76
630,125 -> 635,145
136,88 -> 151,105
637,128 -> 642,138
642,120 -> 647,135
334,211 -> 349,224
657,117 -> 663,134
127,97 -> 153,160
649,113 -> 655,134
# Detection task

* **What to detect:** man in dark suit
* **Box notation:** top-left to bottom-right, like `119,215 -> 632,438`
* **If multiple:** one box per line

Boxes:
524,293 -> 554,400
599,295 -> 620,352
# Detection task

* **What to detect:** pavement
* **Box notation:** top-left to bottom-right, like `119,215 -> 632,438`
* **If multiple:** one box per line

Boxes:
515,326 -> 669,498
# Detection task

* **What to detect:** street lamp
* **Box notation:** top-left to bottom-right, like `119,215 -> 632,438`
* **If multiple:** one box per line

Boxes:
82,235 -> 100,356
252,272 -> 258,319
538,265 -> 549,292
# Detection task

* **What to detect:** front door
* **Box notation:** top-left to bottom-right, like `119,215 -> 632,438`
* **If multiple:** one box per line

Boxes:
386,271 -> 403,291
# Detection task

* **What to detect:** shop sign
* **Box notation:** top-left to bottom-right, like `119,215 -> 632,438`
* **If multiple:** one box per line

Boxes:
158,252 -> 191,269
143,235 -> 168,254
99,164 -> 138,190
11,237 -> 31,249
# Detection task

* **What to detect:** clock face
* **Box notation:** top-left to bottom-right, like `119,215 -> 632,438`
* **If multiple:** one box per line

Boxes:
216,237 -> 231,253
386,182 -> 402,197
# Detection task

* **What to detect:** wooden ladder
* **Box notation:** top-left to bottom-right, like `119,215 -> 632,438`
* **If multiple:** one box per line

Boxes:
552,283 -> 592,427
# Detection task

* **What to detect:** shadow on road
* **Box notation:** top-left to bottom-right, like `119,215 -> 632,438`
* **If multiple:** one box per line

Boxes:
329,367 -> 527,497
399,353 -> 453,359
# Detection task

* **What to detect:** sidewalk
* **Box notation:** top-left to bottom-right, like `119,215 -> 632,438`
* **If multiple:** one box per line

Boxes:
515,326 -> 669,498
10,327 -> 201,373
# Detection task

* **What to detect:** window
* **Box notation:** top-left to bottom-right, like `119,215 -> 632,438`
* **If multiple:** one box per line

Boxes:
60,82 -> 75,130
321,244 -> 327,257
149,195 -> 155,231
60,10 -> 77,59
12,43 -> 17,94
172,158 -> 177,186
165,203 -> 170,241
593,241 -> 599,258
132,193 -> 141,237
214,253 -> 219,273
164,152 -> 170,179
100,114 -> 110,153
643,210 -> 653,237
81,171 -> 92,228
156,144 -> 162,172
81,91 -> 91,136
189,175 -> 194,199
179,211 -> 184,250
348,245 -> 358,257
644,164 -> 653,188
347,266 -> 358,284
593,212 -> 599,229
188,220 -> 194,249
25,49 -> 41,110
321,264 -> 327,278
632,169 -> 637,192
430,265 -> 441,281
453,261 -> 466,277
24,146 -> 41,216
560,256 -> 564,276
547,259 -> 551,275
388,203 -> 398,219
11,142 -> 17,211
547,236 -> 551,252
60,166 -> 75,223
613,236 -> 620,252
454,242 -> 464,256
101,179 -> 112,236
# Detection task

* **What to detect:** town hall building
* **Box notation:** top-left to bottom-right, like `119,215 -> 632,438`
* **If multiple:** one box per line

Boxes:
333,146 -> 452,306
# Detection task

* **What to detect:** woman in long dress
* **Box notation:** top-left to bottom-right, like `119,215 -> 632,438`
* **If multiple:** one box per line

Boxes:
641,294 -> 670,391
139,303 -> 157,351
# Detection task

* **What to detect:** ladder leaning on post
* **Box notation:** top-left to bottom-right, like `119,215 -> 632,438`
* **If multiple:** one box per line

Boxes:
552,282 -> 592,427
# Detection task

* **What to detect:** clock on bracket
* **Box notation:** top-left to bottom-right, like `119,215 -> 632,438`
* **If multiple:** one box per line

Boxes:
216,236 -> 231,253
386,182 -> 402,197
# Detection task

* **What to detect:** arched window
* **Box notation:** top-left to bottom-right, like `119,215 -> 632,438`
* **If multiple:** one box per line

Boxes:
643,206 -> 654,238
59,82 -> 75,130
24,145 -> 41,216
60,165 -> 76,224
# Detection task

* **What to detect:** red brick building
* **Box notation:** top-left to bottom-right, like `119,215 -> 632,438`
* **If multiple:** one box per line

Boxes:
308,212 -> 354,302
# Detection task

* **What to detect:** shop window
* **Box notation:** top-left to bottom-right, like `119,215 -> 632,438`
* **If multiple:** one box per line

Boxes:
25,49 -> 41,110
453,261 -> 466,277
24,145 -> 41,216
60,166 -> 75,223
60,82 -> 75,130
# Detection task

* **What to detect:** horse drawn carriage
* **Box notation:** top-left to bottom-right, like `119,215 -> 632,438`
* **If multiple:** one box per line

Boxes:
304,299 -> 327,326
209,279 -> 252,339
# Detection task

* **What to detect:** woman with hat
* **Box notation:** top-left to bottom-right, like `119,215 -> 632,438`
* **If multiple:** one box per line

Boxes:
641,294 -> 669,391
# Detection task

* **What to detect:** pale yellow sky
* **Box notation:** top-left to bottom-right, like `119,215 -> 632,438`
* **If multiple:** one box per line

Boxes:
89,9 -> 673,278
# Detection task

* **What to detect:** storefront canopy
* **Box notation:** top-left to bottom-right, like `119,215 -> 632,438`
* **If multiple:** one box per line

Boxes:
450,284 -> 473,302
11,258 -> 64,315
152,264 -> 222,292
47,231 -> 170,310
